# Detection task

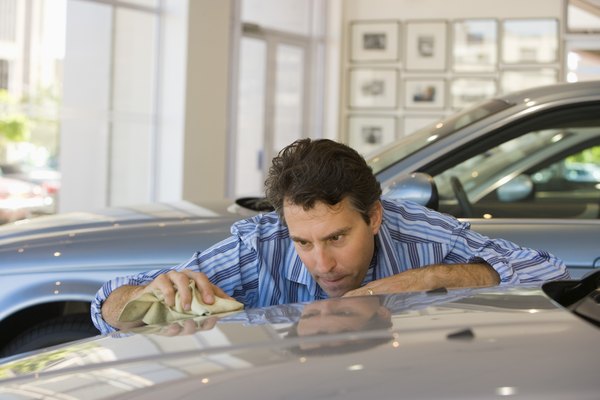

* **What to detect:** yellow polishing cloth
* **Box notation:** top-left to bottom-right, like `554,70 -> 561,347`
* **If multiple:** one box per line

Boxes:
118,280 -> 244,325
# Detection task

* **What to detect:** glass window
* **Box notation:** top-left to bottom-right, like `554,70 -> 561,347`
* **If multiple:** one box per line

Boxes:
434,126 -> 600,219
235,37 -> 267,197
273,43 -> 305,151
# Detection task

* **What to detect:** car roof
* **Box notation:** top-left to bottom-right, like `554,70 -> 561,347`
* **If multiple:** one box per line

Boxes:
0,284 -> 598,399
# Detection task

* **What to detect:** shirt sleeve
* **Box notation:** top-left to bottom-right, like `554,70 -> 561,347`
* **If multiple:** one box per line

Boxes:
91,234 -> 260,335
446,222 -> 570,284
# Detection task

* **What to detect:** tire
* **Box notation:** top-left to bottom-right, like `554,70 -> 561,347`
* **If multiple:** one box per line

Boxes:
1,314 -> 100,358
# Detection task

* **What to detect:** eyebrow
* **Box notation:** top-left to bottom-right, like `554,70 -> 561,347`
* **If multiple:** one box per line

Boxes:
290,226 -> 352,243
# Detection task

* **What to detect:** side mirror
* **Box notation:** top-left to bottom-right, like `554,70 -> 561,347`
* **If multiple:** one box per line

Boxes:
497,174 -> 534,202
383,172 -> 439,210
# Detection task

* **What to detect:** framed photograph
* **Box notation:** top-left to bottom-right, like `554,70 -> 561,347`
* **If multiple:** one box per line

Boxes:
501,19 -> 559,64
350,21 -> 400,62
453,19 -> 498,72
450,78 -> 497,109
404,78 -> 446,110
405,20 -> 447,71
348,115 -> 397,155
349,68 -> 398,109
402,115 -> 442,137
500,68 -> 558,94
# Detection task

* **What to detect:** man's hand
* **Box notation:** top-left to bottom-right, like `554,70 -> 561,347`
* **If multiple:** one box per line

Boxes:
101,270 -> 233,330
344,263 -> 500,297
156,315 -> 219,337
143,270 -> 234,310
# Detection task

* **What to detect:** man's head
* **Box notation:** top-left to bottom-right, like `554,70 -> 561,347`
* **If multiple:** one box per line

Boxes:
265,139 -> 384,297
265,138 -> 382,223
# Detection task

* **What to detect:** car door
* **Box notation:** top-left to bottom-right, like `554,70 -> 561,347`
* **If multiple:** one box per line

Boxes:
423,102 -> 600,219
376,98 -> 600,278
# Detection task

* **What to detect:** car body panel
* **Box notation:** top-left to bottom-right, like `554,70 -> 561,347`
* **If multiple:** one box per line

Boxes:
0,285 -> 598,399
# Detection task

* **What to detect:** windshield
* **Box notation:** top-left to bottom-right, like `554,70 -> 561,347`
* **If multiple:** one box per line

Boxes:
367,99 -> 511,175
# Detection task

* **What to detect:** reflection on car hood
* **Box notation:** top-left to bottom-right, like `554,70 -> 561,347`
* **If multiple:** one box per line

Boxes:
0,200 -> 254,273
0,200 -> 240,237
0,286 -> 597,399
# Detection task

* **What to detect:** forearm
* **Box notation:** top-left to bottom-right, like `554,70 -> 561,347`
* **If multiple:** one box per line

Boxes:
346,263 -> 500,297
101,284 -> 147,330
422,263 -> 500,289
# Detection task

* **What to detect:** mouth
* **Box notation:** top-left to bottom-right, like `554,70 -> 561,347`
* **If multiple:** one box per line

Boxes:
318,275 -> 346,291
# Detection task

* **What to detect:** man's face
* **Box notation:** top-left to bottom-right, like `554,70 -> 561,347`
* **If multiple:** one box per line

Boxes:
297,297 -> 384,336
284,197 -> 382,297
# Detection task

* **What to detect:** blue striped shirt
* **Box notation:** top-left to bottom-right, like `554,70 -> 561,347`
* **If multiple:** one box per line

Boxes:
91,199 -> 569,334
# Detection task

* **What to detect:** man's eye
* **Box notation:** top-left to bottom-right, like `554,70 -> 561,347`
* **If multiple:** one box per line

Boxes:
332,310 -> 355,317
297,240 -> 309,247
330,235 -> 342,242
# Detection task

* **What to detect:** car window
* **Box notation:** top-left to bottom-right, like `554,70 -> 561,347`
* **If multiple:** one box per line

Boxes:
368,99 -> 510,175
434,126 -> 600,219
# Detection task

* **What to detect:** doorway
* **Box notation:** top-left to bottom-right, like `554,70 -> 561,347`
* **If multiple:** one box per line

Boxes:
234,24 -> 311,197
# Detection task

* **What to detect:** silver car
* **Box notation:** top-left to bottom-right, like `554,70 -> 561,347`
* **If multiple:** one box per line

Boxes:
1,81 -> 599,358
0,272 -> 598,399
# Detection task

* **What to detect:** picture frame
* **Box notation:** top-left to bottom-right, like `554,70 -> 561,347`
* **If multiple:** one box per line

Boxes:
350,20 -> 400,62
405,20 -> 448,71
500,69 -> 558,94
402,115 -> 442,137
349,68 -> 398,109
348,115 -> 397,155
501,19 -> 559,64
450,78 -> 497,109
404,78 -> 446,110
452,19 -> 498,72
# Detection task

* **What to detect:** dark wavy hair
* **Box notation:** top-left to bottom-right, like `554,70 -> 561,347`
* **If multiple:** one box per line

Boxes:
265,138 -> 382,223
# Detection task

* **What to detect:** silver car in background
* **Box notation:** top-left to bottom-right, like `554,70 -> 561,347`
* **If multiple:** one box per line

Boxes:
0,81 -> 599,358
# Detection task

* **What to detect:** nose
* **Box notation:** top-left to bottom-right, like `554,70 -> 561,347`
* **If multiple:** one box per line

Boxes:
313,245 -> 336,274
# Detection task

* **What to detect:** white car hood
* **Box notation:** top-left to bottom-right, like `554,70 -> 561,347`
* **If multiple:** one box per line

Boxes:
0,285 -> 598,400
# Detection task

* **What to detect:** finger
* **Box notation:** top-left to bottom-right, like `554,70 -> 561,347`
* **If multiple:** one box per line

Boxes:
171,270 -> 198,311
168,271 -> 194,311
343,286 -> 373,297
180,318 -> 199,335
199,316 -> 218,331
189,272 -> 216,304
146,274 -> 177,307
160,322 -> 183,337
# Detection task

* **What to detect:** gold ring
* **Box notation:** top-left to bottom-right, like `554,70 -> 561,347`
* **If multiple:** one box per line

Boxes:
367,288 -> 374,296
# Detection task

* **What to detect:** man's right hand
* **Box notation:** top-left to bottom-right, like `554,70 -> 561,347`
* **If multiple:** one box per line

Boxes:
142,270 -> 234,311
101,270 -> 233,330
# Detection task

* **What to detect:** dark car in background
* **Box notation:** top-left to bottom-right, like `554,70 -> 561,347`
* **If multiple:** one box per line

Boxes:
0,80 -> 599,358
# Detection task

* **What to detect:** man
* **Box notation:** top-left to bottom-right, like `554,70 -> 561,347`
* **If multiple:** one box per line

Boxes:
92,139 -> 569,334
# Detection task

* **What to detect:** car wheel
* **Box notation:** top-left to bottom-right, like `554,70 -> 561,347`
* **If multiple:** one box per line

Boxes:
0,314 -> 100,357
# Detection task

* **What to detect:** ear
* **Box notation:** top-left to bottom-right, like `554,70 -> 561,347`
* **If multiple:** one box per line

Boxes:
369,201 -> 383,235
